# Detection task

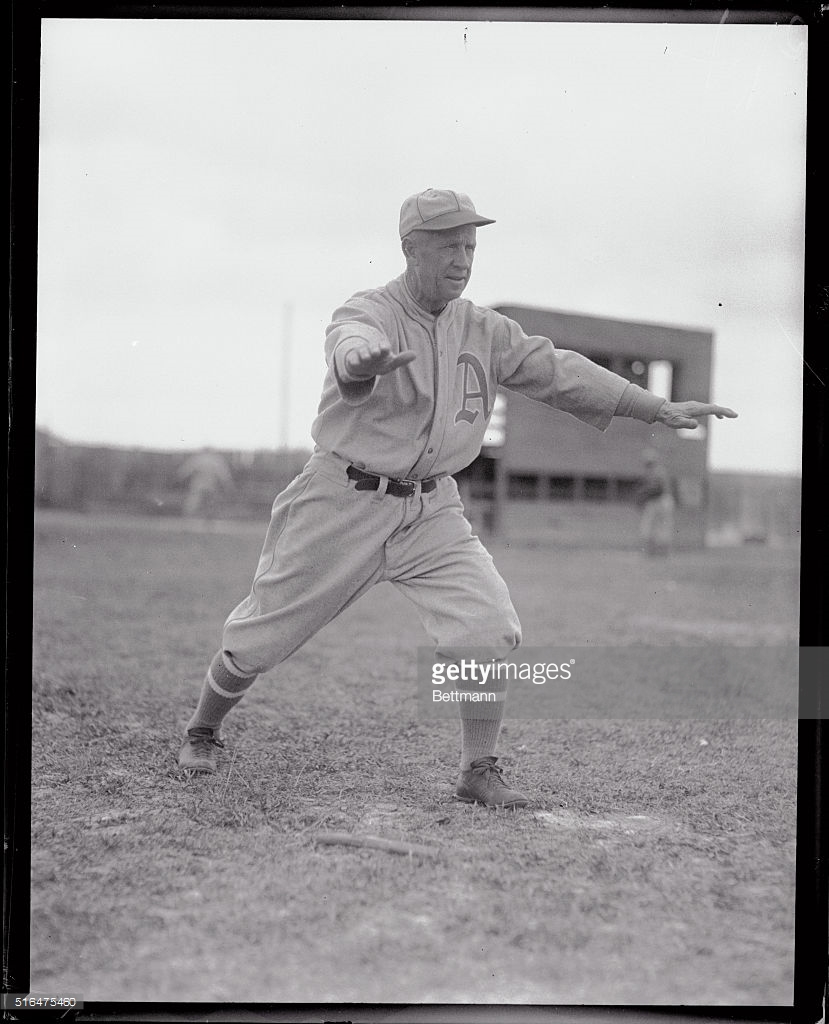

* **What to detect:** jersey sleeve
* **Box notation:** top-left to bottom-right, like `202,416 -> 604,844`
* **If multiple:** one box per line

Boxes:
494,314 -> 630,431
613,381 -> 666,423
324,294 -> 387,406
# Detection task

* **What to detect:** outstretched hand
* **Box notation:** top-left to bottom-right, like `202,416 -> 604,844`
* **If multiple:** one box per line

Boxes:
344,339 -> 417,380
656,401 -> 738,430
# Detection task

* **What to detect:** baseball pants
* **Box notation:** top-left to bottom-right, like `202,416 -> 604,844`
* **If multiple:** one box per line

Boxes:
221,449 -> 522,676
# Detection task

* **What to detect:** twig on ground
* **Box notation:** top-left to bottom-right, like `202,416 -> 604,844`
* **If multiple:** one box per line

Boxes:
313,831 -> 439,859
291,754 -> 313,791
220,748 -> 239,801
293,811 -> 334,838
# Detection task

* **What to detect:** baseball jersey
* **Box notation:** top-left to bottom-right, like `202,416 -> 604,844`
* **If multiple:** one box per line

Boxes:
311,273 -> 662,481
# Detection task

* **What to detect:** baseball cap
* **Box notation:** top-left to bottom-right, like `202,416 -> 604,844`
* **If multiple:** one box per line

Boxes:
399,189 -> 495,238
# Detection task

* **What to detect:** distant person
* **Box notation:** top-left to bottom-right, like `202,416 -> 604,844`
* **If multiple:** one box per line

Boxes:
636,447 -> 675,556
177,448 -> 233,519
177,188 -> 737,807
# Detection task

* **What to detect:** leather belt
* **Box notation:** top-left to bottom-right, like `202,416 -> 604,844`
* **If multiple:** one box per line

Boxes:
346,465 -> 438,497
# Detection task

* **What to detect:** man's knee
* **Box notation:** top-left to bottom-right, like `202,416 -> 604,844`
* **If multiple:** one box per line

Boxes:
221,646 -> 270,677
437,609 -> 522,662
500,614 -> 522,656
474,607 -> 522,653
221,619 -> 291,677
488,591 -> 522,652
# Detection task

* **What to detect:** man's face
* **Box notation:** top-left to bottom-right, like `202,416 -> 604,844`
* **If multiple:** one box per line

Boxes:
404,225 -> 477,312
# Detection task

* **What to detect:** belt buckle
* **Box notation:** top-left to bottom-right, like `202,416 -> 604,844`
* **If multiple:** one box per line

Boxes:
394,477 -> 417,497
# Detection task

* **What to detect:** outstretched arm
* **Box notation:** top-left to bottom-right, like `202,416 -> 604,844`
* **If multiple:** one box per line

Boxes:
325,296 -> 416,406
343,338 -> 417,380
654,401 -> 738,430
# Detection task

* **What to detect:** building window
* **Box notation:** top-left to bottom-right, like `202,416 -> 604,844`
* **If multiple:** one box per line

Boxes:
583,477 -> 609,501
647,360 -> 674,401
616,478 -> 641,504
548,476 -> 575,500
617,358 -> 649,387
509,473 -> 539,499
483,391 -> 507,449
607,358 -> 673,398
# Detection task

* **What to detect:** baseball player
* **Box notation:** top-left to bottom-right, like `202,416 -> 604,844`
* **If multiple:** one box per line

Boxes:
177,447 -> 233,519
636,447 -> 676,556
178,188 -> 737,807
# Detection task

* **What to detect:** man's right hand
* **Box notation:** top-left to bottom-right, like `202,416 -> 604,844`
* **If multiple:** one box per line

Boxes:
344,339 -> 417,380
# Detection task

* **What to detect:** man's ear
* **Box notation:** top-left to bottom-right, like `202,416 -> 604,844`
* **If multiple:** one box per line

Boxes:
401,235 -> 417,262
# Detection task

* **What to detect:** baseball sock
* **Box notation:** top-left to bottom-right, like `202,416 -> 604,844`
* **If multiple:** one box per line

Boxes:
185,650 -> 258,733
457,680 -> 509,771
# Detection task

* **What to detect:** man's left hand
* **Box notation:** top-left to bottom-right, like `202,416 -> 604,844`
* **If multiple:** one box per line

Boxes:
655,401 -> 738,430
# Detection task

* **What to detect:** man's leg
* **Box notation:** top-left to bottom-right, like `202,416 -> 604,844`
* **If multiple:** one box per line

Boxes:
179,456 -> 395,772
178,650 -> 259,772
641,499 -> 658,556
388,477 -> 526,806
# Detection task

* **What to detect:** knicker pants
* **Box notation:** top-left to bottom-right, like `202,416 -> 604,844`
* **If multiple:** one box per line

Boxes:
221,450 -> 521,676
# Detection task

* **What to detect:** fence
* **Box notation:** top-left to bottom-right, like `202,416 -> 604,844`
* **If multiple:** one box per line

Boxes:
34,430 -> 310,519
33,430 -> 801,547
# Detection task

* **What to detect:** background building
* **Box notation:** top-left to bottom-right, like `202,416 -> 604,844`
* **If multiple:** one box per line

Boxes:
34,305 -> 800,550
458,304 -> 713,549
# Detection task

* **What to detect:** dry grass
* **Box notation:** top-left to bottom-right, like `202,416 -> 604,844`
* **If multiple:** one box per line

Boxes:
30,510 -> 798,1005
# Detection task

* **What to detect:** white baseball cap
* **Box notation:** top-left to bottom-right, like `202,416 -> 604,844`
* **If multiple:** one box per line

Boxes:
399,189 -> 495,238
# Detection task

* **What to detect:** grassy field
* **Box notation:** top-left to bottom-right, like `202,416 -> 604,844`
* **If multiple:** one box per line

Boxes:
30,508 -> 798,1006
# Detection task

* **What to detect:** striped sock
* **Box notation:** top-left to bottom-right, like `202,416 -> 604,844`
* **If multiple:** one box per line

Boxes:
185,650 -> 258,733
457,681 -> 509,771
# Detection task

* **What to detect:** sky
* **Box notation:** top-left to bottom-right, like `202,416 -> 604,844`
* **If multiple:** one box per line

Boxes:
36,16 -> 807,473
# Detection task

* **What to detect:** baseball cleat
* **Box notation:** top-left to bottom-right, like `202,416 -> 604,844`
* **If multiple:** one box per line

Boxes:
455,756 -> 529,808
178,727 -> 224,774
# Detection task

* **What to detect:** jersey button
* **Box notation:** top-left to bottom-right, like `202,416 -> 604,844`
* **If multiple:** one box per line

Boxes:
427,447 -> 434,454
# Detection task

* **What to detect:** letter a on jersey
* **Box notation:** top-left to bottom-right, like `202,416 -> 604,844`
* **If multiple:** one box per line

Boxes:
455,353 -> 491,425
